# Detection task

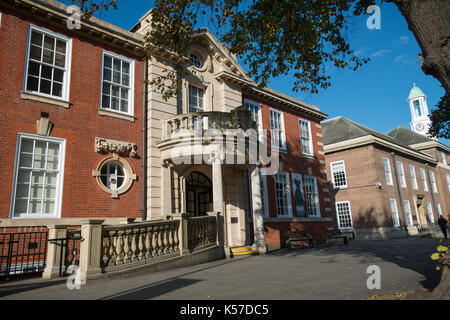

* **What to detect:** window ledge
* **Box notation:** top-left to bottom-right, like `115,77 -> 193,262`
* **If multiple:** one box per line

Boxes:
21,91 -> 70,109
302,154 -> 315,160
264,217 -> 332,223
99,109 -> 135,122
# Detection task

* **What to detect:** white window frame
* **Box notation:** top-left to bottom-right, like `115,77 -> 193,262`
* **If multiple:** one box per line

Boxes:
304,175 -> 321,218
330,160 -> 348,189
426,202 -> 435,225
389,198 -> 400,227
446,174 -> 450,194
420,168 -> 428,192
397,161 -> 407,188
269,108 -> 286,151
441,151 -> 448,166
100,50 -> 135,116
437,203 -> 443,217
429,170 -> 438,193
298,118 -> 314,156
244,99 -> 264,143
410,165 -> 418,190
23,24 -> 72,102
336,201 -> 353,230
403,200 -> 413,227
274,172 -> 292,217
383,158 -> 393,186
10,133 -> 65,219
0,12 -> 2,28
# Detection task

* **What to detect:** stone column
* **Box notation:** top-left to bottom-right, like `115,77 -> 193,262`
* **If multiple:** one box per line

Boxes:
42,225 -> 68,279
79,219 -> 105,285
251,165 -> 267,254
212,154 -> 228,251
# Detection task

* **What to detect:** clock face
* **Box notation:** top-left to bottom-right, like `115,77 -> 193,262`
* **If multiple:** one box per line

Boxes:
416,123 -> 425,131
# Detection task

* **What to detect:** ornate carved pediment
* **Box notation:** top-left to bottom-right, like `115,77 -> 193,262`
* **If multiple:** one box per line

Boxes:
95,137 -> 138,158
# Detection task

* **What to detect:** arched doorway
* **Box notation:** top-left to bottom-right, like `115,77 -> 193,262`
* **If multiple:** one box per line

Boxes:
185,171 -> 213,217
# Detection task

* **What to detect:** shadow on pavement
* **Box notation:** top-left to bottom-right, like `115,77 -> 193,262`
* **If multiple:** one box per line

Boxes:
268,238 -> 444,290
0,279 -> 67,297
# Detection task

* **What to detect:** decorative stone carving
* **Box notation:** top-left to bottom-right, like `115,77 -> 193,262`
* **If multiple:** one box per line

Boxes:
95,137 -> 138,158
230,106 -> 255,130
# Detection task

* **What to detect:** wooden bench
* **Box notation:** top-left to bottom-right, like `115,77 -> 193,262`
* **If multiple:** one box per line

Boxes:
325,230 -> 349,245
284,231 -> 314,249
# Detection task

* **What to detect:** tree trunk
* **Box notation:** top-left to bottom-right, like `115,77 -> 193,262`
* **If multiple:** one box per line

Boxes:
388,0 -> 450,94
429,264 -> 450,299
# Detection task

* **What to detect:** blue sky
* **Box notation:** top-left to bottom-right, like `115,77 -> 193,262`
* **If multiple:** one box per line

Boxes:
62,0 -> 447,145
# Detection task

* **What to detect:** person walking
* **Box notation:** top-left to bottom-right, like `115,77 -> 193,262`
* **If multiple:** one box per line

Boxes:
438,215 -> 448,240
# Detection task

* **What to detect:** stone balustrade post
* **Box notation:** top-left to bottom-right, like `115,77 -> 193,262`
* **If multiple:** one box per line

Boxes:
42,225 -> 68,279
207,212 -> 220,245
172,213 -> 189,255
79,219 -> 105,285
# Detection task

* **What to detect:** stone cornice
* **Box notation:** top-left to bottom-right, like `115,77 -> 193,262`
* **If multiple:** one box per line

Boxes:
215,71 -> 327,121
324,135 -> 438,164
409,141 -> 450,153
2,0 -> 145,56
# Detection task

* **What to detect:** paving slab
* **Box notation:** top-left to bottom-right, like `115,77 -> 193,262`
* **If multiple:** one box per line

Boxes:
0,239 -> 444,300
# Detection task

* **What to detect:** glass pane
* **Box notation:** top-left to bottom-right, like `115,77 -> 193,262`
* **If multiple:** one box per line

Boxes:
33,155 -> 46,169
111,97 -> 119,110
52,82 -> 63,97
113,59 -> 121,72
18,170 -> 31,183
16,184 -> 30,198
21,139 -> 34,153
30,45 -> 42,61
27,76 -> 39,92
104,56 -> 112,69
103,84 -> 111,95
40,79 -> 51,94
111,85 -> 120,98
56,40 -> 66,53
28,61 -> 40,76
32,172 -> 45,184
31,31 -> 43,46
120,99 -> 128,113
44,35 -> 55,50
45,186 -> 56,199
102,95 -> 110,108
117,177 -> 124,188
53,69 -> 64,83
29,200 -> 42,214
47,156 -> 59,170
121,88 -> 128,100
35,141 -> 46,155
43,48 -> 54,64
103,68 -> 111,81
43,200 -> 55,215
30,184 -> 43,199
46,173 -> 57,185
122,74 -> 129,86
19,154 -> 33,168
113,71 -> 120,83
41,65 -> 52,80
14,199 -> 28,214
122,62 -> 130,74
47,143 -> 59,157
55,53 -> 65,68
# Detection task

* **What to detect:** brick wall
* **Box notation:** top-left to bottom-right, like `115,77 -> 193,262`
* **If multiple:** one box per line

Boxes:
0,9 -> 144,220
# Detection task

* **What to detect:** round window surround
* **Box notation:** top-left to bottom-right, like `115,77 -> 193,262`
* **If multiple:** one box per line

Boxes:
187,47 -> 209,72
93,155 -> 136,199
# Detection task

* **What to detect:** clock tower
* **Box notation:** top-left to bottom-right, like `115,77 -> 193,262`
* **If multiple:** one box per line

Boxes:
408,83 -> 432,137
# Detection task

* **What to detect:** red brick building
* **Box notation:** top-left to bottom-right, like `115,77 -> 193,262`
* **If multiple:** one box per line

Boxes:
323,116 -> 449,239
242,89 -> 332,249
0,0 -> 146,229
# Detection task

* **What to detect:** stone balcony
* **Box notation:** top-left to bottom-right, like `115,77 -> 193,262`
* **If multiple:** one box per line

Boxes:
158,107 -> 258,165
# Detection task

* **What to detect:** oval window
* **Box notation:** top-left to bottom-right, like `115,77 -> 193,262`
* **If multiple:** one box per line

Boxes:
189,53 -> 203,68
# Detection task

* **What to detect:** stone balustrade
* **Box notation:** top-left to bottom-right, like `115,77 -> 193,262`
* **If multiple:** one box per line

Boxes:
162,107 -> 255,140
43,214 -> 221,283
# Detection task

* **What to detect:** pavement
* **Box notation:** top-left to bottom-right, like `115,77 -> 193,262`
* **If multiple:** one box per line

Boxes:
0,238 -> 445,300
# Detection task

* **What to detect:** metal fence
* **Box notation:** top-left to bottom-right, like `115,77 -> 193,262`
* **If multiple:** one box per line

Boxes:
0,231 -> 48,280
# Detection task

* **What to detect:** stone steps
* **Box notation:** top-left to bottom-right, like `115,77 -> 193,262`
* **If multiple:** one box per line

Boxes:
230,246 -> 259,256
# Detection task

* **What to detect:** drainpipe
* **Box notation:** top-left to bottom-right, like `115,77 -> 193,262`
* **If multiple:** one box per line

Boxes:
142,57 -> 148,221
391,152 -> 408,234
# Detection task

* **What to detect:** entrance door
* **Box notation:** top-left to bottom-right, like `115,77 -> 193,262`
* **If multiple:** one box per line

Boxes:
416,196 -> 428,227
185,172 -> 212,217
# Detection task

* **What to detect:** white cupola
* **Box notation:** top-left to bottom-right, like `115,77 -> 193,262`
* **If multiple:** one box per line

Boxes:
407,83 -> 432,137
